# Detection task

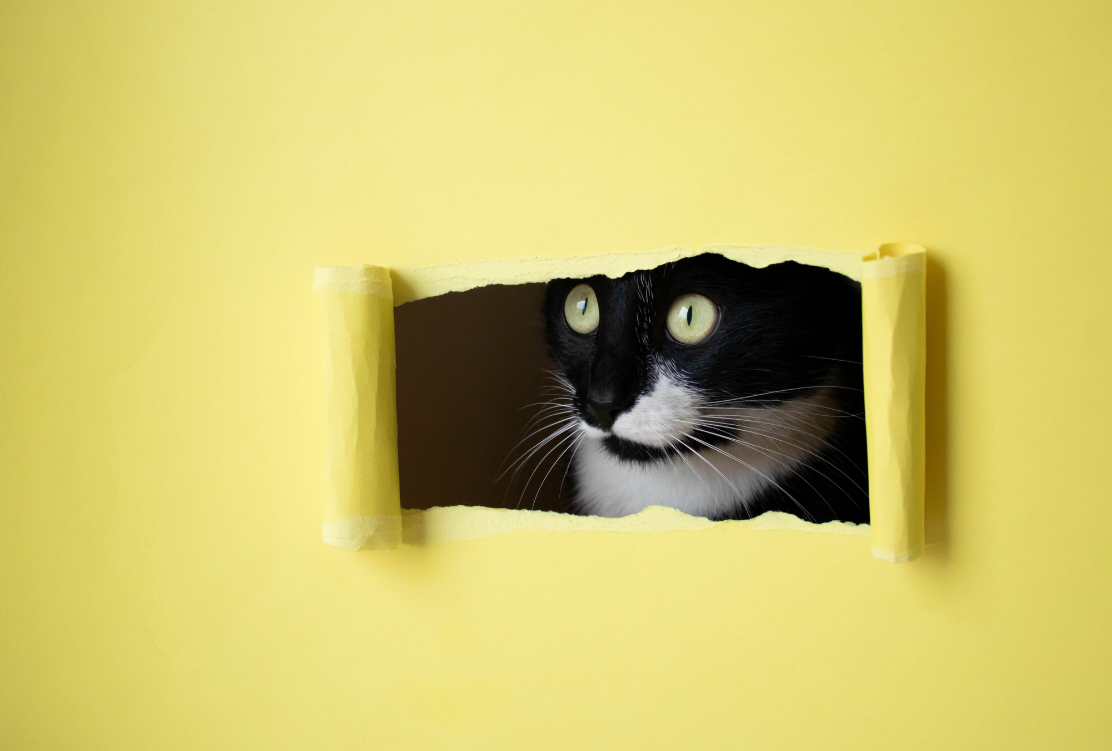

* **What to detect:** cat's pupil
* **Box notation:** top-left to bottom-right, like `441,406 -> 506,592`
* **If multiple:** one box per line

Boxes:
577,298 -> 588,314
681,305 -> 692,326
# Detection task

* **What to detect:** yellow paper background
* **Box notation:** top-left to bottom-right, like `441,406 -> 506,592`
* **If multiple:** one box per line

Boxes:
3,1 -> 1111,749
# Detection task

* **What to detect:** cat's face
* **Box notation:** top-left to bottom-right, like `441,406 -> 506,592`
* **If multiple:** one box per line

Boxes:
543,254 -> 862,464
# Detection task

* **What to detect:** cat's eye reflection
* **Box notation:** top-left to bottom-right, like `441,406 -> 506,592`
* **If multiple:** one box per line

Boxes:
666,294 -> 718,344
564,284 -> 599,334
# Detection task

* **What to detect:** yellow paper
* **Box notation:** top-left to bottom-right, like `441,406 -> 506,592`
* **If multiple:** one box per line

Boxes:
315,266 -> 401,550
390,243 -> 865,304
861,244 -> 927,562
401,505 -> 868,545
316,243 -> 926,561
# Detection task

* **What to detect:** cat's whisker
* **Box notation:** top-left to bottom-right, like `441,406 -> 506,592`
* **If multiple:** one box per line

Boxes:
501,409 -> 575,458
537,371 -> 575,391
707,419 -> 869,480
497,366 -> 581,509
636,420 -> 714,500
524,392 -> 573,405
502,416 -> 579,475
676,413 -> 867,485
517,428 -> 580,510
682,412 -> 833,438
707,399 -> 864,414
702,404 -> 863,426
519,402 -> 575,423
659,429 -> 716,499
648,413 -> 822,518
704,405 -> 865,421
529,432 -> 583,511
497,409 -> 570,507
731,422 -> 866,477
504,425 -> 580,502
520,400 -> 574,421
497,415 -> 579,482
518,403 -> 573,422
698,412 -> 859,445
680,432 -> 817,522
700,413 -> 837,437
701,384 -> 863,405
672,420 -> 856,511
673,415 -> 868,493
805,355 -> 862,365
524,385 -> 574,399
673,434 -> 744,504
556,435 -> 584,506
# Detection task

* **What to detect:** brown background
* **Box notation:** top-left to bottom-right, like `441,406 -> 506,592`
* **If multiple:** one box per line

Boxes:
395,283 -> 569,512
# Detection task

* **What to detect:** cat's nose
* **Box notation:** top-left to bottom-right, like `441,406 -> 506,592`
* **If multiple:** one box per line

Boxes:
586,398 -> 623,431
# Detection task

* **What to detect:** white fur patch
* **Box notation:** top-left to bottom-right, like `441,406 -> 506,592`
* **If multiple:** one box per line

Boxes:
573,376 -> 840,520
610,372 -> 700,447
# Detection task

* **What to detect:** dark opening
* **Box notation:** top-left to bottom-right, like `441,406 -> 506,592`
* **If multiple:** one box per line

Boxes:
394,256 -> 869,525
395,283 -> 568,512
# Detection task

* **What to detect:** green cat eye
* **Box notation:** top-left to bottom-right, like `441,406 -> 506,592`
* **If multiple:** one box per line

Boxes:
563,284 -> 599,334
666,293 -> 718,344
564,284 -> 600,336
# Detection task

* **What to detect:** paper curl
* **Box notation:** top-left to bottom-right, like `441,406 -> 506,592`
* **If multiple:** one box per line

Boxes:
315,266 -> 401,551
314,244 -> 927,562
861,244 -> 927,562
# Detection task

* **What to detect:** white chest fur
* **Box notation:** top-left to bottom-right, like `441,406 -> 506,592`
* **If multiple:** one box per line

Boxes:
572,372 -> 839,519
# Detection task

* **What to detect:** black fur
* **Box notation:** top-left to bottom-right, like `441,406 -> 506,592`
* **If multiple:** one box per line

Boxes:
543,254 -> 869,524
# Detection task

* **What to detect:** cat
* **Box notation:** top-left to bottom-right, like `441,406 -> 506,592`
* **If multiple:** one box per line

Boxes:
537,253 -> 869,524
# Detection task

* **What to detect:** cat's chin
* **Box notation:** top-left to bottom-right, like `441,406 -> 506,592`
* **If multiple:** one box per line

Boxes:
577,417 -> 715,463
598,434 -> 681,463
583,420 -> 751,465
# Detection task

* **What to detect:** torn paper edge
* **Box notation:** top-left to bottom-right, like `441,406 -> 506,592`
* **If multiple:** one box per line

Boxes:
314,266 -> 392,298
871,546 -> 923,563
323,514 -> 402,551
399,504 -> 869,546
861,252 -> 925,280
390,244 -> 866,305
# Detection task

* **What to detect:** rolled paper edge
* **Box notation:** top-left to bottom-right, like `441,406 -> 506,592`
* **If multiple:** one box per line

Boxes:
862,243 -> 927,564
871,546 -> 923,564
860,250 -> 925,279
314,266 -> 393,297
322,515 -> 403,551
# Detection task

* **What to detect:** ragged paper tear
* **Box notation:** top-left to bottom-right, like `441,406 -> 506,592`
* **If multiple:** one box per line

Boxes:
314,244 -> 926,562
400,504 -> 869,545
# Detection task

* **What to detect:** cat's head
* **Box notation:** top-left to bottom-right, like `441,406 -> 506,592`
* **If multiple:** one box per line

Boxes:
542,254 -> 862,463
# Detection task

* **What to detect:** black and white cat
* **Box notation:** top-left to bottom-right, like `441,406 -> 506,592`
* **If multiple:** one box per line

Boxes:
540,254 -> 869,524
